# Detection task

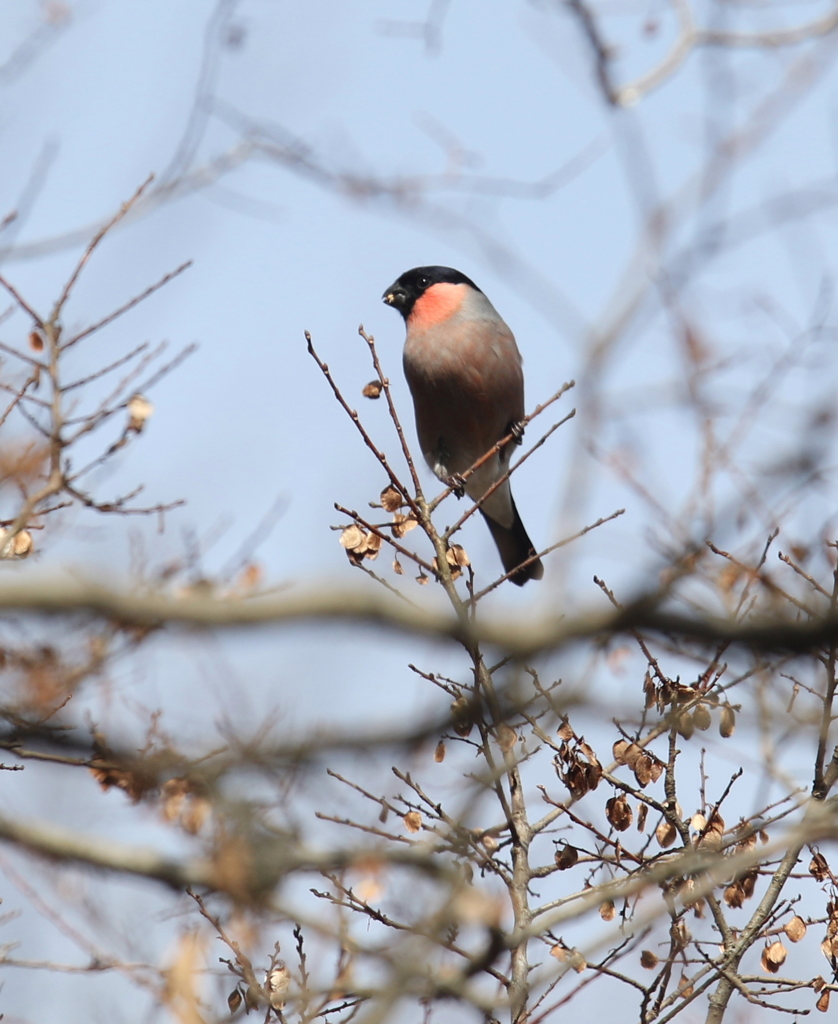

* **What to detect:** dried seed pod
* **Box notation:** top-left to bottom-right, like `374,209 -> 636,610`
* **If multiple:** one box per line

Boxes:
724,881 -> 744,909
640,950 -> 658,970
600,899 -> 616,921
678,974 -> 694,997
693,704 -> 712,731
392,513 -> 418,538
363,380 -> 383,398
671,921 -> 691,951
643,672 -> 656,709
563,762 -> 589,799
633,753 -> 654,787
605,795 -> 633,832
497,725 -> 516,753
180,796 -> 210,835
613,740 -> 642,768
0,528 -> 33,559
127,393 -> 154,431
557,719 -> 574,741
735,823 -> 757,851
380,485 -> 403,511
810,851 -> 830,881
816,989 -> 831,1013
12,530 -> 32,557
340,525 -> 367,551
699,810 -> 725,849
432,552 -> 462,581
637,803 -> 648,832
785,915 -> 807,943
568,950 -> 587,973
448,543 -> 470,568
403,811 -> 422,834
363,532 -> 382,560
555,843 -> 578,870
656,820 -> 677,849
585,760 -> 603,791
266,963 -> 291,1010
720,706 -> 736,738
677,712 -> 695,740
450,696 -> 473,737
434,741 -> 446,763
761,941 -> 787,973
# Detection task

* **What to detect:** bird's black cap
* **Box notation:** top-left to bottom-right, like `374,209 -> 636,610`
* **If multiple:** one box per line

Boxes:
382,266 -> 481,319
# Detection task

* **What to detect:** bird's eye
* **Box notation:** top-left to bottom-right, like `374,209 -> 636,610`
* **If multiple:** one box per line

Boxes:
418,276 -> 429,288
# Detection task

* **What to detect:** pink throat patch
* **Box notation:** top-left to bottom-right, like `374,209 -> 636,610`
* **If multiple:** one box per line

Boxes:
408,283 -> 465,329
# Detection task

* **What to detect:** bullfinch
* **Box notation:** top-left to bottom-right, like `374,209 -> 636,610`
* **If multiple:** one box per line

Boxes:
383,266 -> 544,586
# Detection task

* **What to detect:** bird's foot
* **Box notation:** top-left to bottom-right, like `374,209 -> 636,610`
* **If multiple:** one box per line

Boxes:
447,473 -> 466,498
510,420 -> 525,445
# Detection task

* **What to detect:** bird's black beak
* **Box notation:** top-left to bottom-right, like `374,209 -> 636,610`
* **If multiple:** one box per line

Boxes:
382,283 -> 408,311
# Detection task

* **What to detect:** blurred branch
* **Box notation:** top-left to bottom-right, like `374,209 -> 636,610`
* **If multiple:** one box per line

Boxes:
0,575 -> 838,657
0,811 -> 455,896
566,0 -> 838,107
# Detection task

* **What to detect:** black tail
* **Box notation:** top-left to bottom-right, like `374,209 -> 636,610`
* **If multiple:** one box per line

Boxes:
480,500 -> 544,586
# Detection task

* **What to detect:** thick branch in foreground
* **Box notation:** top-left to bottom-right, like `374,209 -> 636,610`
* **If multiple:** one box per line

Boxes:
0,811 -> 454,896
0,575 -> 836,657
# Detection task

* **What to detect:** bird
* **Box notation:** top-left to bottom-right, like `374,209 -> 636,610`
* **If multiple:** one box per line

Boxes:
382,265 -> 544,586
